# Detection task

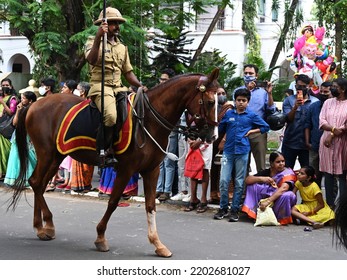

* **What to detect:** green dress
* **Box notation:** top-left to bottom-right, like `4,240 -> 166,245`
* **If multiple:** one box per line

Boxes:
294,181 -> 335,224
4,132 -> 37,187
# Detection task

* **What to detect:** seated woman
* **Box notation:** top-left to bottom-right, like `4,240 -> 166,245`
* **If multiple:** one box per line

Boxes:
241,151 -> 297,225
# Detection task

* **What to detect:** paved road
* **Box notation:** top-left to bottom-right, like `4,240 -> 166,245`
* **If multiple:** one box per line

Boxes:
0,186 -> 346,261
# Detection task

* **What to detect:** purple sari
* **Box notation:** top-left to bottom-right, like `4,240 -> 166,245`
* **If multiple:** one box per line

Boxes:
242,167 -> 297,225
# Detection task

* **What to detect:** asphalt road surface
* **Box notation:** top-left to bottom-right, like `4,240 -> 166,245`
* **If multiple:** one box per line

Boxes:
1,186 -> 346,261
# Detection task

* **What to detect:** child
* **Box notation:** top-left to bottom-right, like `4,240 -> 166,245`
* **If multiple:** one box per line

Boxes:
292,166 -> 335,229
184,137 -> 212,213
214,88 -> 270,222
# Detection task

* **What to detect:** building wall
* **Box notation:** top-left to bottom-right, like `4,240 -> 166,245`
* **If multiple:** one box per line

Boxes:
0,22 -> 35,89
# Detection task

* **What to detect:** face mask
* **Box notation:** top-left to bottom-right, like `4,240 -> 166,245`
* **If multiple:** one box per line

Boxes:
318,94 -> 329,102
330,88 -> 339,97
218,95 -> 227,105
243,75 -> 256,84
2,86 -> 11,94
39,86 -> 47,96
73,89 -> 81,96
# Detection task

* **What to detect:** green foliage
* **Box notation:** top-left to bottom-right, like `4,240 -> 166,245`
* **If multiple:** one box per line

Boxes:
188,49 -> 240,98
314,0 -> 347,76
271,78 -> 291,102
242,0 -> 263,66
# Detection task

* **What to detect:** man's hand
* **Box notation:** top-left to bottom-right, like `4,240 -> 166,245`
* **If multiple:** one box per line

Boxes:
97,22 -> 108,38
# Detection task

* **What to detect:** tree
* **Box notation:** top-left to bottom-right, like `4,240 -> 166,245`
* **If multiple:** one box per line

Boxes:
189,49 -> 240,96
268,0 -> 301,69
2,0 -> 231,85
315,0 -> 347,77
189,0 -> 233,68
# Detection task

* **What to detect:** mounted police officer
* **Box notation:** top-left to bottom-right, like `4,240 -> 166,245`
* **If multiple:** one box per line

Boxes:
85,7 -> 146,165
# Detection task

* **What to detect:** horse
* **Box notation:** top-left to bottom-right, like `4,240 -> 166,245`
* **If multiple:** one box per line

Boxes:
334,192 -> 347,251
9,68 -> 220,257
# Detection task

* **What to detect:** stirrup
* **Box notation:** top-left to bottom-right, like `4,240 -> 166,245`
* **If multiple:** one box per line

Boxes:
99,150 -> 118,168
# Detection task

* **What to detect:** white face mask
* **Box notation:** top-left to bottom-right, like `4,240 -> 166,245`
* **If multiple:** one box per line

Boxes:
73,89 -> 81,96
39,86 -> 47,96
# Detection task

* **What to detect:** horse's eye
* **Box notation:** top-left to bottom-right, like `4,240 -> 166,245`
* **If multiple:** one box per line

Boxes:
207,100 -> 215,106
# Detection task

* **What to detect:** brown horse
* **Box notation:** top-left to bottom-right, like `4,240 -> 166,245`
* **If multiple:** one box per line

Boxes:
10,68 -> 220,257
334,192 -> 347,251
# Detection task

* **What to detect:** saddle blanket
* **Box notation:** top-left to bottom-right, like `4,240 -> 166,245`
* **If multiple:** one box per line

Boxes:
56,95 -> 135,155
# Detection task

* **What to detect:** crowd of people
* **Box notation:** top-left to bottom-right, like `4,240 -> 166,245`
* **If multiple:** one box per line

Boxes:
1,6 -> 344,231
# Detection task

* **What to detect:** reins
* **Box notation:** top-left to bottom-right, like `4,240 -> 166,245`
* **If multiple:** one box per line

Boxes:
129,75 -> 217,160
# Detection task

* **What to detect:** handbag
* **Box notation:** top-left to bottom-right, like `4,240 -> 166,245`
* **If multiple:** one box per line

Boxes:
0,113 -> 15,139
254,199 -> 280,226
184,148 -> 204,179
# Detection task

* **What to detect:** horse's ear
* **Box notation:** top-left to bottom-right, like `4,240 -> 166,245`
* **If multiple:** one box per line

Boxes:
208,68 -> 220,82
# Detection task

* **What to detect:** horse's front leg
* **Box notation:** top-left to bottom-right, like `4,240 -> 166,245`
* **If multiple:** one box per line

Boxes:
94,173 -> 130,252
142,170 -> 172,258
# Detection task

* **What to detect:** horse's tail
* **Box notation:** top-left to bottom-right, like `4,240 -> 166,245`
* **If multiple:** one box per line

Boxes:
7,106 -> 30,210
334,192 -> 347,250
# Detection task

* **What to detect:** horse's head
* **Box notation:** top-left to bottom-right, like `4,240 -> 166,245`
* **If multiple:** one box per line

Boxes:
186,68 -> 220,143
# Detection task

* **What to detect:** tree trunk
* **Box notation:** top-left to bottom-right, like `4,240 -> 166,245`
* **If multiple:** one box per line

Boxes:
335,10 -> 343,77
268,0 -> 299,69
189,8 -> 225,68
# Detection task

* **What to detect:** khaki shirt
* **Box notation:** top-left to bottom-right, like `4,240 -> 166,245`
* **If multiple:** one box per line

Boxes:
85,36 -> 133,96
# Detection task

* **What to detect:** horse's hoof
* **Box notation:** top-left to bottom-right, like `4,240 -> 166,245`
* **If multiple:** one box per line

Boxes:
94,240 -> 109,252
37,232 -> 55,241
36,227 -> 55,241
155,247 -> 172,258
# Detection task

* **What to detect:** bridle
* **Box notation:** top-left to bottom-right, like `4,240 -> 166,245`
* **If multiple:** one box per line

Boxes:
184,76 -> 218,140
132,75 -> 218,149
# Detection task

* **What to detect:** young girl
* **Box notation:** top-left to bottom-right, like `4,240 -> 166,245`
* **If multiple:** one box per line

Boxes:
292,166 -> 335,229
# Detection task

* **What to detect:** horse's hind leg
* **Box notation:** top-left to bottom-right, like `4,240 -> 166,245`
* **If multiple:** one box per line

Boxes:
142,170 -> 172,257
29,155 -> 62,240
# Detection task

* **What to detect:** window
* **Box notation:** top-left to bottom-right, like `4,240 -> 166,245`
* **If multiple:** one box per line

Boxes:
272,9 -> 278,22
259,0 -> 265,16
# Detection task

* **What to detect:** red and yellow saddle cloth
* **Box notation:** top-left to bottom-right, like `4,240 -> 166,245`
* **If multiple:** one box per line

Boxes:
56,94 -> 135,155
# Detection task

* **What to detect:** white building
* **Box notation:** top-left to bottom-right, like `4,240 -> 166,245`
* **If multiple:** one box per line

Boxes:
0,21 -> 35,90
0,0 -> 314,88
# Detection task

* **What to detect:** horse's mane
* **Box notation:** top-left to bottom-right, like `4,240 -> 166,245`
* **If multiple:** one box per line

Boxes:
151,73 -> 203,91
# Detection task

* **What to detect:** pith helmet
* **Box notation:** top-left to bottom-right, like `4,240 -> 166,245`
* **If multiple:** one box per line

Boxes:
94,7 -> 126,25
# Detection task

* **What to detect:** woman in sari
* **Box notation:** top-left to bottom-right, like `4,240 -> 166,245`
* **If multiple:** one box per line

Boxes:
0,78 -> 18,180
4,91 -> 37,187
99,166 -> 139,199
242,151 -> 297,225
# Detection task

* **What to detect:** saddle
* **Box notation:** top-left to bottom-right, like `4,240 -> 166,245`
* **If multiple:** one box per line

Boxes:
56,92 -> 137,155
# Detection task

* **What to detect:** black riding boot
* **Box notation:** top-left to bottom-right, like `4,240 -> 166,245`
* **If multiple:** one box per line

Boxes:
96,125 -> 118,167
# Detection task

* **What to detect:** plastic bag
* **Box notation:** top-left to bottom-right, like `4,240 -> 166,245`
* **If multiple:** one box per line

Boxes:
254,204 -> 280,227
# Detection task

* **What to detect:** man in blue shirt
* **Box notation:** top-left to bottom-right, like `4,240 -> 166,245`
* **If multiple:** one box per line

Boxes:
304,81 -> 332,186
233,64 -> 276,172
214,88 -> 269,222
282,74 -> 319,169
